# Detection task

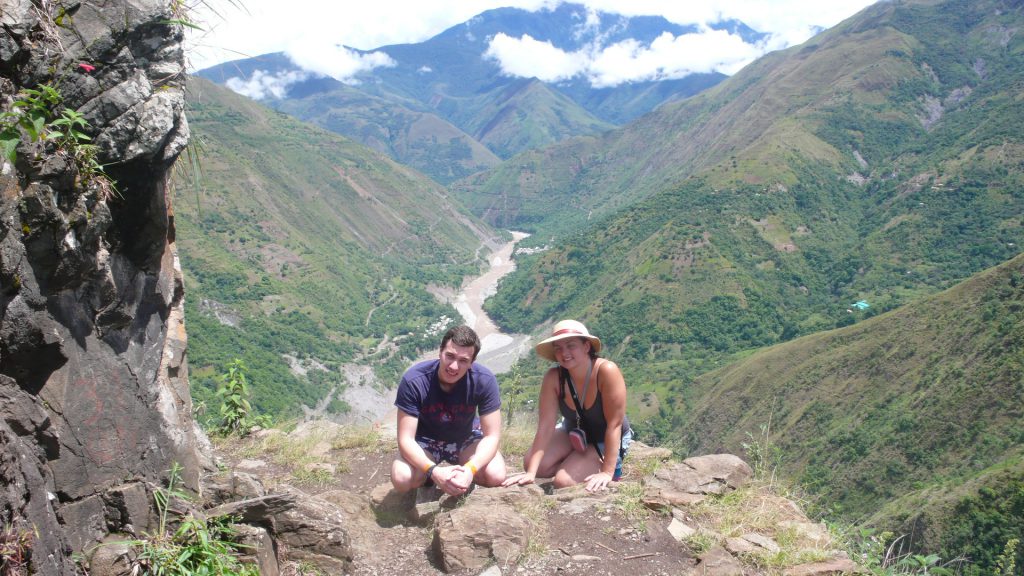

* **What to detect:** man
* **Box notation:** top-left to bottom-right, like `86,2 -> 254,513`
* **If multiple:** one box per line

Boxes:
391,325 -> 506,495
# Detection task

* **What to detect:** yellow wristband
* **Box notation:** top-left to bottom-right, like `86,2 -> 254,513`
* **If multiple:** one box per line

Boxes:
422,462 -> 435,473
467,461 -> 478,475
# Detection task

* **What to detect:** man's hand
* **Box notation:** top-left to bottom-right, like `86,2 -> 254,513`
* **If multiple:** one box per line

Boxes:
431,465 -> 472,496
447,465 -> 475,493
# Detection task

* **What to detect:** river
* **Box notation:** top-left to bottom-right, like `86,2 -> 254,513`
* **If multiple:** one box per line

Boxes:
323,232 -> 532,424
455,231 -> 532,374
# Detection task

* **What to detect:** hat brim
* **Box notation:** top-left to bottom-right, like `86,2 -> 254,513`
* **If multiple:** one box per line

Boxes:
535,333 -> 601,362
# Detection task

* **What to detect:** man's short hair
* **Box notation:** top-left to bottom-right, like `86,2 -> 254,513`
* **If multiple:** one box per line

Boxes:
440,325 -> 481,361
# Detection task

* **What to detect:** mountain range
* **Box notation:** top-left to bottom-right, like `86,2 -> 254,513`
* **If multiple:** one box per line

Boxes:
196,3 -> 763,183
177,0 -> 1024,570
475,0 -> 1024,565
482,0 -> 1024,353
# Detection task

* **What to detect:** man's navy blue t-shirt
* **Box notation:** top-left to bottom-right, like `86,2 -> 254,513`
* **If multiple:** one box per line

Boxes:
394,359 -> 501,443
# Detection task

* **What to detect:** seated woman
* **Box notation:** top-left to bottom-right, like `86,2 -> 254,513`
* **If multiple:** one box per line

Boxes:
503,320 -> 632,492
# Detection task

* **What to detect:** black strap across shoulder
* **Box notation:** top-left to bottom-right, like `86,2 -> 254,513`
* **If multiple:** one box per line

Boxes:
561,359 -> 596,429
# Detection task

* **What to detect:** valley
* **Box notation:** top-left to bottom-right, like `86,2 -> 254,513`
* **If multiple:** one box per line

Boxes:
8,0 -> 1024,571
306,231 -> 534,425
177,0 -> 1024,571
451,231 -> 533,374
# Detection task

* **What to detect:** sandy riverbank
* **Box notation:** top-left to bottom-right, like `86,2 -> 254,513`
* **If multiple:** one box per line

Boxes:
454,232 -> 533,373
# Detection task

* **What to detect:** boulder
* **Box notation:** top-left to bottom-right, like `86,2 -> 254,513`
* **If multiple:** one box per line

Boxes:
642,454 -> 752,510
668,518 -> 698,542
628,440 -> 674,462
269,488 -> 353,573
205,493 -> 296,524
202,470 -> 267,503
234,524 -> 281,576
694,546 -> 745,576
431,486 -> 539,573
86,534 -> 136,576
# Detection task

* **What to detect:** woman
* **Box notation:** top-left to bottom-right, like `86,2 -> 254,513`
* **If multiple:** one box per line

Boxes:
503,320 -> 632,492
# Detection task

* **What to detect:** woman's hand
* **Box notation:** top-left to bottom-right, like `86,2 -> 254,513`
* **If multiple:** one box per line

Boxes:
584,471 -> 613,492
500,471 -> 536,487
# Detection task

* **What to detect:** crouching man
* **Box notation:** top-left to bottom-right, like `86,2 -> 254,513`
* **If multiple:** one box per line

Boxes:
390,325 -> 506,495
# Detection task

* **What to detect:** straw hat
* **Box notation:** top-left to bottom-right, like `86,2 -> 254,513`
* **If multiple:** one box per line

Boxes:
535,319 -> 602,362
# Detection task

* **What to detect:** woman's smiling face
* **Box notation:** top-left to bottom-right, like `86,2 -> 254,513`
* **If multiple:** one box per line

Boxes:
551,337 -> 590,366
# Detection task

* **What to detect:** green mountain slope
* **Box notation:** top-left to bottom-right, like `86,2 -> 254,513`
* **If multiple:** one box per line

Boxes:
269,75 -> 613,181
272,83 -> 503,185
460,78 -> 614,160
476,0 -> 1024,567
484,0 -> 1024,356
174,77 -> 497,418
453,0 -> 1024,243
676,253 -> 1024,570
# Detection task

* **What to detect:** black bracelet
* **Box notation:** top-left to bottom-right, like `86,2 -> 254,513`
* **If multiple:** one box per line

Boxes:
425,463 -> 438,480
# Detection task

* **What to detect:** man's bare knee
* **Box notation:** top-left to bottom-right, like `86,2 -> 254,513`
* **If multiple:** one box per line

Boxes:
391,459 -> 422,493
475,462 -> 507,487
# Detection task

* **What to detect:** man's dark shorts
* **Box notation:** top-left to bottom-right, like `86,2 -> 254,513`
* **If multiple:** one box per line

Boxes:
416,429 -> 484,465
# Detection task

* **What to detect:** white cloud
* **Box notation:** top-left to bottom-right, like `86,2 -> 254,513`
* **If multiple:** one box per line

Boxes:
285,43 -> 396,84
485,27 -> 766,88
484,33 -> 587,82
223,48 -> 395,100
188,0 -> 877,79
225,69 -> 309,100
188,0 -> 557,72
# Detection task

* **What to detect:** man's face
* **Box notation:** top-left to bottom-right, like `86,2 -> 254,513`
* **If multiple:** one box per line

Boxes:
438,340 -> 475,386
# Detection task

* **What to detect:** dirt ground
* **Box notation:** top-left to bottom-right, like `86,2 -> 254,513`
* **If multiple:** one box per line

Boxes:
216,429 -> 700,576
343,450 -> 694,576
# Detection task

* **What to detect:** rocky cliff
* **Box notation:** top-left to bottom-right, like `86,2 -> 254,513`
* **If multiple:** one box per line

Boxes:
1,0 -> 205,571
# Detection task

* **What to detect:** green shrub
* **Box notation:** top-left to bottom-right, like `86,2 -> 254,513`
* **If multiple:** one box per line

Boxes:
214,359 -> 271,436
128,463 -> 259,576
1,83 -> 113,196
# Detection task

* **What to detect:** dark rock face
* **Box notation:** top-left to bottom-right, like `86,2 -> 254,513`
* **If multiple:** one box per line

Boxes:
1,0 -> 205,571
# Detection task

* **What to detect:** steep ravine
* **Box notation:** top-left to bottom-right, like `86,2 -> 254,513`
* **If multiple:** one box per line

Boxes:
321,232 -> 533,426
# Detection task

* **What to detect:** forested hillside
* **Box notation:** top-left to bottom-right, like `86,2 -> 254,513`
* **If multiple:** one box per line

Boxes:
175,0 -> 1024,567
678,253 -> 1024,573
174,78 -> 498,418
483,0 -> 1024,384
473,0 -> 1024,568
